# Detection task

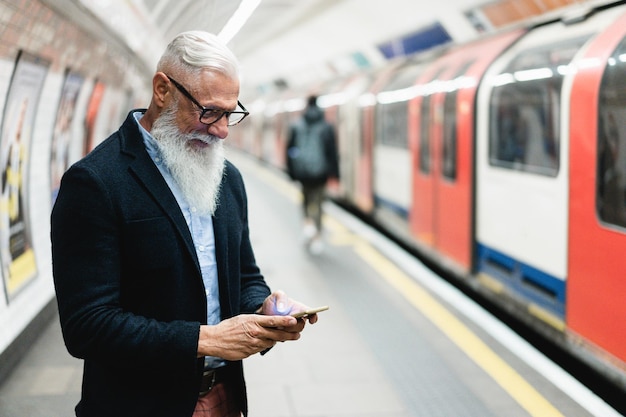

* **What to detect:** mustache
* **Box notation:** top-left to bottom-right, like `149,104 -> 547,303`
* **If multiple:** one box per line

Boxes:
186,133 -> 220,145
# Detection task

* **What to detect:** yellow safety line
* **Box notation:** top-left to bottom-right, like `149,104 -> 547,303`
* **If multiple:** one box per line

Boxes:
354,243 -> 565,417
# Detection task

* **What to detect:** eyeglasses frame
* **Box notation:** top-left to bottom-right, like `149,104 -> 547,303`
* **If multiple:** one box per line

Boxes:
164,74 -> 249,126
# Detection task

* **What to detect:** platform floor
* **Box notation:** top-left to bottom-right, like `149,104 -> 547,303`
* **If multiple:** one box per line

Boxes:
0,149 -> 622,417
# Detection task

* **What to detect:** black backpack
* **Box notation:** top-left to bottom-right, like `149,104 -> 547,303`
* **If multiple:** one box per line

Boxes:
288,121 -> 328,180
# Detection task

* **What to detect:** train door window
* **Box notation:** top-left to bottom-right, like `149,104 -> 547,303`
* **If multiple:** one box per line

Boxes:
419,67 -> 447,174
597,36 -> 626,228
442,60 -> 474,181
488,37 -> 589,176
376,61 -> 424,149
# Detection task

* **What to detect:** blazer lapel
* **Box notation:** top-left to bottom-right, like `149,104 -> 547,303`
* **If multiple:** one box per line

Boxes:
212,187 -> 231,317
119,111 -> 201,274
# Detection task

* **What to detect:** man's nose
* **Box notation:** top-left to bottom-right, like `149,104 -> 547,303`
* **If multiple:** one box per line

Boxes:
207,117 -> 229,139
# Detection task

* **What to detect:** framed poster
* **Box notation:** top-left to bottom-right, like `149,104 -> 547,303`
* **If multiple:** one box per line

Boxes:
0,51 -> 49,302
84,80 -> 104,155
50,70 -> 84,203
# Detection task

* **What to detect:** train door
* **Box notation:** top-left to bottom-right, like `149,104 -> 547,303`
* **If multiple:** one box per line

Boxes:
409,31 -> 522,272
474,11 -> 619,324
569,10 -> 626,365
430,60 -> 475,268
332,72 -> 373,203
370,60 -> 427,242
409,65 -> 444,248
356,61 -> 404,214
435,33 -> 524,271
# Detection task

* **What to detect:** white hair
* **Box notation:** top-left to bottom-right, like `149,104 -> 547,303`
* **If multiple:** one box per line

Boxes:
157,31 -> 240,80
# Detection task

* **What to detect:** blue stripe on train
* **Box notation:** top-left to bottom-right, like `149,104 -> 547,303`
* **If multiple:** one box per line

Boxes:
476,244 -> 565,318
374,195 -> 409,218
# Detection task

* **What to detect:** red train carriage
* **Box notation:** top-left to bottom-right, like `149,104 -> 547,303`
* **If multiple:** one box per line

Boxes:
569,9 -> 626,375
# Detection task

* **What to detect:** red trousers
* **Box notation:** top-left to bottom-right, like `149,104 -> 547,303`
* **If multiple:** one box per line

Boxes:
193,382 -> 242,417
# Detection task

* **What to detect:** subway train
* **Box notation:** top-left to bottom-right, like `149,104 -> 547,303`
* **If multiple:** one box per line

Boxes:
232,1 -> 626,392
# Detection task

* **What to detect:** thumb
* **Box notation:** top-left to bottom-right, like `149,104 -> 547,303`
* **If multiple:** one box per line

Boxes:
273,290 -> 291,315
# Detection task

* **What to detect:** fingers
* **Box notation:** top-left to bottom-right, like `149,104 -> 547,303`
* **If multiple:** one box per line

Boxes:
240,321 -> 278,353
234,316 -> 302,359
200,315 -> 303,361
306,313 -> 319,324
244,315 -> 300,340
258,313 -> 297,328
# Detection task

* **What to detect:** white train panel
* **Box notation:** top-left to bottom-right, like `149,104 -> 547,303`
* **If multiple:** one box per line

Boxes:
373,145 -> 411,213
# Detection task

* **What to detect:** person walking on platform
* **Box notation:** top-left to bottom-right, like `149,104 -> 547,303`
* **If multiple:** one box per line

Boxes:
286,95 -> 339,254
51,31 -> 320,417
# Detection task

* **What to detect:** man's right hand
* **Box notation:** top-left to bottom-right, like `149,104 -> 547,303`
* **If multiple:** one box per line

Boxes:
197,314 -> 301,360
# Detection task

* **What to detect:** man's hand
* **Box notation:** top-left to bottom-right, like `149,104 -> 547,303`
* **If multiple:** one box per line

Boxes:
259,290 -> 320,324
197,313 -> 303,360
197,290 -> 322,360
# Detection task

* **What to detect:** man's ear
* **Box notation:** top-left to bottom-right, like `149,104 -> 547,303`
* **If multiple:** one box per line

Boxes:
153,72 -> 170,106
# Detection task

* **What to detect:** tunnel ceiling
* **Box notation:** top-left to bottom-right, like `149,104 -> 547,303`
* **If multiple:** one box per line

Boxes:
43,0 -> 609,95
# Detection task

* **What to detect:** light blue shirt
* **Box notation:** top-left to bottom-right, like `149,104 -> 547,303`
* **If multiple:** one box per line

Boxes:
133,112 -> 224,368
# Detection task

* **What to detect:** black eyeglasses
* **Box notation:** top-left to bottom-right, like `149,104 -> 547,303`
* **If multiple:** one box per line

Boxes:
164,74 -> 249,126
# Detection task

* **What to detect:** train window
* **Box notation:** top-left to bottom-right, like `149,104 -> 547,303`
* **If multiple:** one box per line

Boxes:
376,61 -> 424,149
419,68 -> 446,174
488,37 -> 589,177
597,36 -> 626,228
442,60 -> 474,181
377,101 -> 408,148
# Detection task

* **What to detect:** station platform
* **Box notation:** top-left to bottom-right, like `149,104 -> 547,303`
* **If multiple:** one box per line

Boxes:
0,149 -> 622,417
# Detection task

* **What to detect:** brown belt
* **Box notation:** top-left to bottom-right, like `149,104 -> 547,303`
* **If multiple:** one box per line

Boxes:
199,368 -> 227,396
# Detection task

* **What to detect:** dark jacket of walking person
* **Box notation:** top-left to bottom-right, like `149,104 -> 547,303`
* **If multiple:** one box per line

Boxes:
286,96 -> 339,254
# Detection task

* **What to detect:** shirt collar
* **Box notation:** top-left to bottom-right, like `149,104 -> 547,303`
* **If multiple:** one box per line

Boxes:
133,110 -> 162,161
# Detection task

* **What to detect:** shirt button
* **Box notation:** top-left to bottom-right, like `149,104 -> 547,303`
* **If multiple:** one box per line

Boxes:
191,207 -> 197,213
198,245 -> 205,251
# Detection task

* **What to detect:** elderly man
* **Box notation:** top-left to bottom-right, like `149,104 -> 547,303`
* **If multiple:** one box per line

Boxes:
51,31 -> 318,417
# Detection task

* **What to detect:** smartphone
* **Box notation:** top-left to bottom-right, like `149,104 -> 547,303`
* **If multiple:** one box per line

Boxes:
291,305 -> 329,318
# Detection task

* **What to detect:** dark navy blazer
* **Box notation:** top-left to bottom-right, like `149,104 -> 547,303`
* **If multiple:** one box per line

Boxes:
51,110 -> 270,417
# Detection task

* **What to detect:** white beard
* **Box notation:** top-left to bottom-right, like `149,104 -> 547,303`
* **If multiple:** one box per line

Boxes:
150,107 -> 225,216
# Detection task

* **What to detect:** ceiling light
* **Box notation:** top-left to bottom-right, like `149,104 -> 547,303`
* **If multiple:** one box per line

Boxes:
219,0 -> 262,44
